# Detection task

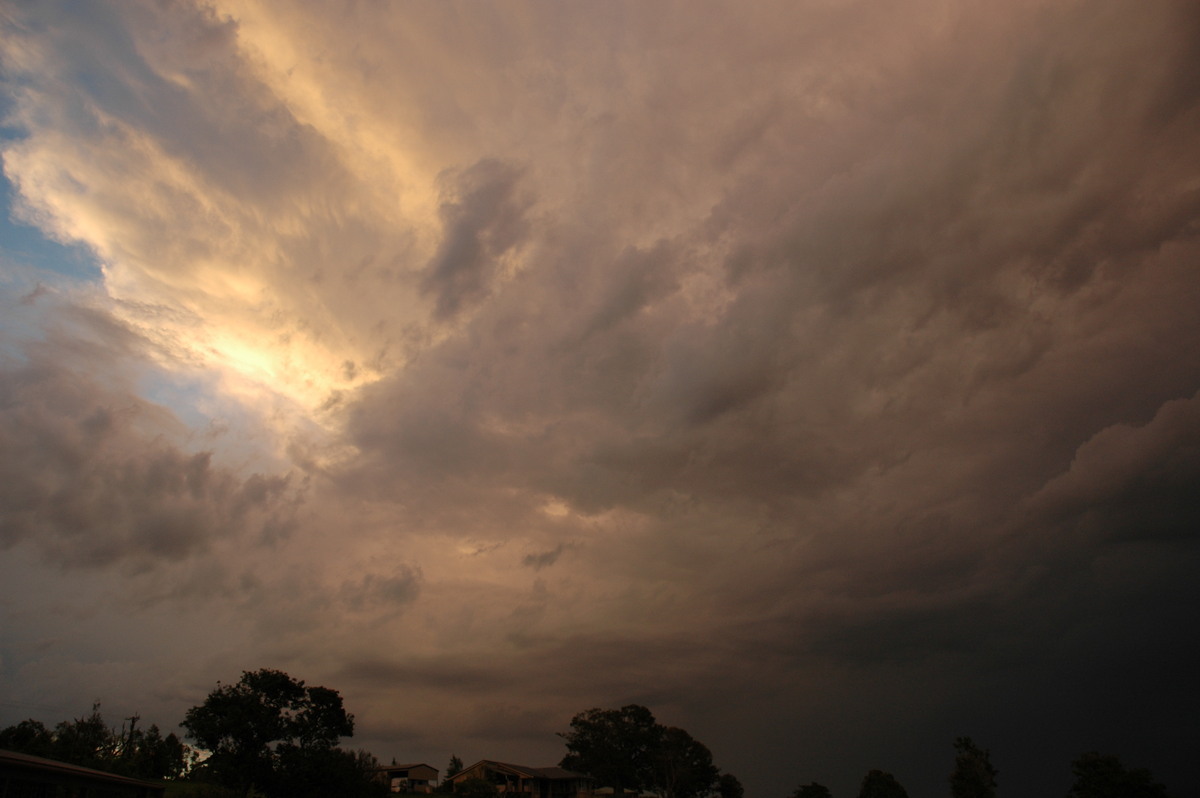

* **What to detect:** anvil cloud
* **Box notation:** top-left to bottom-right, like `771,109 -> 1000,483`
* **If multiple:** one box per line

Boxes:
2,2 -> 1198,796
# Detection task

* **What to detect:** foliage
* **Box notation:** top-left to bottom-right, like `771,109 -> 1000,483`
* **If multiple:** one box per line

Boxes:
437,755 -> 465,792
559,705 -> 725,798
717,772 -> 744,798
181,668 -> 376,798
273,746 -> 385,798
560,705 -> 663,795
654,726 -> 720,798
857,769 -> 908,798
949,737 -> 998,798
121,719 -> 190,780
456,777 -> 501,798
52,704 -> 118,770
165,782 -> 241,798
0,705 -> 187,780
1066,752 -> 1169,798
0,719 -> 55,758
791,784 -> 832,798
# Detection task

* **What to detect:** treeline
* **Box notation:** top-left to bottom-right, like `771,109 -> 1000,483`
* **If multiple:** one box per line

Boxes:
0,703 -> 188,780
787,737 -> 1174,798
0,670 -> 385,798
0,674 -> 1175,798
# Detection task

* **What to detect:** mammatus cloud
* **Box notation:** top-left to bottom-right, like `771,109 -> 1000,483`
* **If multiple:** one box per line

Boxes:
1,1 -> 1198,797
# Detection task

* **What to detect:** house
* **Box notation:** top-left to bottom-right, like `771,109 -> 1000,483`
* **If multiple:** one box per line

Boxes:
375,762 -> 440,793
0,748 -> 166,798
447,760 -> 596,798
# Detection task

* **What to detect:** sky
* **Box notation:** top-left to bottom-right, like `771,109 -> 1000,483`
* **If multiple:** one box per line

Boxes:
1,1 -> 1198,796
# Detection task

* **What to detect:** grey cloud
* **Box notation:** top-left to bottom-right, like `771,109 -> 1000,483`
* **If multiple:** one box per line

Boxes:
339,657 -> 513,694
1026,392 -> 1200,545
422,159 -> 531,320
521,543 -> 573,570
4,2 -> 1200,798
0,304 -> 298,573
341,567 -> 424,611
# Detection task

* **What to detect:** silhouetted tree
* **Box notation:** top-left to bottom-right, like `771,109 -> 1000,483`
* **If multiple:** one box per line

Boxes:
0,706 -> 187,780
1066,752 -> 1169,798
0,719 -> 55,758
857,769 -> 907,798
718,772 -> 744,798
53,703 -> 116,770
791,783 -> 832,798
560,705 -> 729,798
949,737 -> 997,798
118,719 -> 188,780
654,726 -> 719,798
437,755 -> 465,792
274,746 -> 385,798
559,705 -> 661,796
181,668 -> 367,798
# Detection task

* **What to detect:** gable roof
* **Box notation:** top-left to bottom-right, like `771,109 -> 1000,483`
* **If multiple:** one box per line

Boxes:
373,762 -> 439,775
449,760 -> 591,782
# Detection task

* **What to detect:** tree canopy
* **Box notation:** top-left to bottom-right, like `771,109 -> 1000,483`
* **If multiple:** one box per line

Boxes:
181,668 -> 378,798
857,769 -> 908,798
0,705 -> 187,781
949,737 -> 998,798
1066,752 -> 1169,798
790,783 -> 832,798
654,726 -> 720,798
560,705 -> 662,795
717,772 -> 744,798
558,705 -> 722,798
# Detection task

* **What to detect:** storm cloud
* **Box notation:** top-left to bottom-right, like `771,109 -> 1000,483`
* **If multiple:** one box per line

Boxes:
2,1 -> 1198,797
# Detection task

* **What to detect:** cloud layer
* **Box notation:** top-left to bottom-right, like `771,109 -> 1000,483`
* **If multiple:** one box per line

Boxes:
2,1 -> 1198,796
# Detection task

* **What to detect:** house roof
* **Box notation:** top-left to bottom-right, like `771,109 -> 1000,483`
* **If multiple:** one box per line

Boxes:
0,748 -> 167,794
372,762 -> 439,775
449,760 -> 592,782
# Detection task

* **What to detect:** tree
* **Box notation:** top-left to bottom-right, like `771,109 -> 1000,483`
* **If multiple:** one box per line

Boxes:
560,705 -> 662,796
53,703 -> 117,770
717,773 -> 744,798
560,706 -> 728,798
857,770 -> 908,798
274,746 -> 385,798
1066,752 -> 1169,798
0,719 -> 55,758
0,706 -> 187,781
653,726 -> 719,798
949,737 -> 997,798
118,719 -> 188,780
181,669 -> 359,798
447,754 -> 464,778
791,784 -> 832,798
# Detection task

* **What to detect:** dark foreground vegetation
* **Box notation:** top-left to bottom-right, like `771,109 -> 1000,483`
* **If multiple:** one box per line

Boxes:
0,669 -> 1177,798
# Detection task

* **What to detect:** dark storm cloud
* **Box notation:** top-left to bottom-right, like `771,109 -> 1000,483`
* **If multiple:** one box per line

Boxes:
1027,393 -> 1200,545
324,2 -> 1200,791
